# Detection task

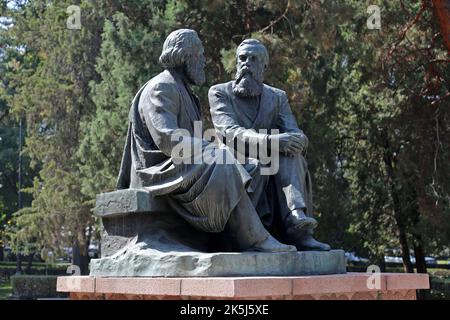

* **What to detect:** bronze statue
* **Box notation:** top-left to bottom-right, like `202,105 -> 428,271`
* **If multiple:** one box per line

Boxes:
209,39 -> 330,251
90,30 -> 345,278
116,29 -> 295,252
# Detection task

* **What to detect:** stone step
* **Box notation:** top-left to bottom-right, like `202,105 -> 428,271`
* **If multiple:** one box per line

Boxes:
94,189 -> 170,218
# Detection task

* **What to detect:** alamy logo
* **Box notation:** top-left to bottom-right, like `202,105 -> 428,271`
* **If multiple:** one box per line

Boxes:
366,265 -> 382,290
367,5 -> 382,30
170,121 -> 280,175
67,5 -> 81,30
66,265 -> 82,291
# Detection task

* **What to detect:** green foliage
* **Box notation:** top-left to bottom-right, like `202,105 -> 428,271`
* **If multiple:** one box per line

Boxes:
1,0 -> 102,259
78,5 -> 178,198
0,283 -> 12,300
0,0 -> 448,271
0,5 -> 36,250
0,125 -> 19,221
11,275 -> 65,299
429,270 -> 450,300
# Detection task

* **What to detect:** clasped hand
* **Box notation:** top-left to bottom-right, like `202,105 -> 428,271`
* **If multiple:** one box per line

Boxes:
269,132 -> 308,156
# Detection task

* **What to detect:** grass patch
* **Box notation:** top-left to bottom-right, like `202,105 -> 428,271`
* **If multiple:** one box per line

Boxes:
0,283 -> 12,300
10,275 -> 68,299
0,262 -> 70,277
429,268 -> 450,278
0,262 -> 70,269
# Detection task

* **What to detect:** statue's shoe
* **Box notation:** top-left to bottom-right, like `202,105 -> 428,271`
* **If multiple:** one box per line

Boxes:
292,234 -> 331,252
285,216 -> 318,234
246,235 -> 297,253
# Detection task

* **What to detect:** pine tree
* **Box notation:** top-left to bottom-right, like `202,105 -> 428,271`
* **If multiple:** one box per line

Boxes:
3,0 -> 103,273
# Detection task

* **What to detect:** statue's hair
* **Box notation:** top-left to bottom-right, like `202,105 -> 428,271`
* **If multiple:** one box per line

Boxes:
236,39 -> 269,67
159,29 -> 201,69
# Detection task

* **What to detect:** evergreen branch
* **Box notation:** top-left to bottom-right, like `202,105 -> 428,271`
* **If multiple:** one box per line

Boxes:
0,110 -> 9,123
259,0 -> 291,34
386,0 -> 428,59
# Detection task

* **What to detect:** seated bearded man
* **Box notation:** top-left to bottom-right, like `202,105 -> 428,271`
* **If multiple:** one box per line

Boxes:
117,29 -> 296,253
208,39 -> 331,251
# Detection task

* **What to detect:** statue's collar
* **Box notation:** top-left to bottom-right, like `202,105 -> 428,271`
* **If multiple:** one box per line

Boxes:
167,68 -> 191,88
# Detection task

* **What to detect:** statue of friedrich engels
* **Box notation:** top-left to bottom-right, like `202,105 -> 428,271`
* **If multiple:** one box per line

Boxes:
117,29 -> 330,253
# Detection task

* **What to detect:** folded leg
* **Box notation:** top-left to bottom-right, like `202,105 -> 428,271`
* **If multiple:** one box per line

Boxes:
272,155 -> 316,231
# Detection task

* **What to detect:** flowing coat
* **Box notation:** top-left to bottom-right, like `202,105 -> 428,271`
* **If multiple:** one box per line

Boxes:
208,81 -> 314,224
117,70 -> 256,233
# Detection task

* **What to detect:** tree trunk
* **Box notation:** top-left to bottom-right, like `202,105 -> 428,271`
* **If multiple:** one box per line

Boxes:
413,240 -> 427,273
377,255 -> 386,273
0,246 -> 3,261
72,242 -> 89,275
432,0 -> 450,53
410,199 -> 427,274
15,254 -> 23,274
398,228 -> 414,273
408,190 -> 429,300
25,252 -> 34,274
413,237 -> 428,300
382,133 -> 414,273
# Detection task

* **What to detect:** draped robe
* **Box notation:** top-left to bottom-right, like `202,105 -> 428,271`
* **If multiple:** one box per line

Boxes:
208,81 -> 314,227
117,70 -> 258,233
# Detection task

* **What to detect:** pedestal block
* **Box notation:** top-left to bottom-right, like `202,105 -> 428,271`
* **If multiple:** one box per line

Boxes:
92,189 -> 346,277
57,273 -> 430,300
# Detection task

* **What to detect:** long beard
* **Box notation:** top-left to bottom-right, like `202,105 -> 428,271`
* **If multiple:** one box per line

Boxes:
186,62 -> 205,86
232,69 -> 264,97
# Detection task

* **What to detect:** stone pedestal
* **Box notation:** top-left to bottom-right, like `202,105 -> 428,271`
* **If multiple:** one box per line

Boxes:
92,189 -> 346,277
90,249 -> 346,277
57,273 -> 430,300
84,191 -> 430,300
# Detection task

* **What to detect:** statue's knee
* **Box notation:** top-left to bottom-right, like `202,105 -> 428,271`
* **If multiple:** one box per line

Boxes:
277,154 -> 308,175
279,154 -> 304,163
